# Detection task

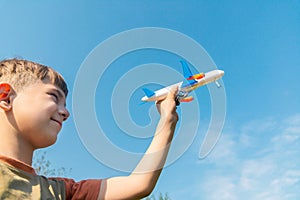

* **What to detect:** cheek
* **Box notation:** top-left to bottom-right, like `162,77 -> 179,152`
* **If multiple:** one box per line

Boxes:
12,105 -> 59,148
12,100 -> 52,131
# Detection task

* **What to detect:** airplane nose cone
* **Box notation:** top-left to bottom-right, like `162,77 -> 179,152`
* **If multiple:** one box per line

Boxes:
218,70 -> 225,77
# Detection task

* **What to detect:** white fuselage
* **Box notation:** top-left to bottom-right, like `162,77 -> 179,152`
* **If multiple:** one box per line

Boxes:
141,70 -> 224,102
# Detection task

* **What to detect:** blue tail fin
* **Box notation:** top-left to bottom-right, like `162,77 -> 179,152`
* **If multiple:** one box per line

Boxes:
180,60 -> 197,86
142,88 -> 155,98
180,60 -> 193,79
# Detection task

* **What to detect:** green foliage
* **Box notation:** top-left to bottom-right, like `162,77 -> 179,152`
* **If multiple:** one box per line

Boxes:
32,150 -> 71,177
144,192 -> 172,200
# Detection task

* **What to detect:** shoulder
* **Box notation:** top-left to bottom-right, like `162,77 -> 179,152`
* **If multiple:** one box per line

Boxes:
0,160 -> 66,199
50,177 -> 102,200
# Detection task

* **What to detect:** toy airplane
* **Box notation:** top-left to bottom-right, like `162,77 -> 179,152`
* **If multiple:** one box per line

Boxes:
141,60 -> 224,103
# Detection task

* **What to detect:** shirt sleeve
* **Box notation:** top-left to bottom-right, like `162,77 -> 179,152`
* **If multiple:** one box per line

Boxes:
52,178 -> 101,200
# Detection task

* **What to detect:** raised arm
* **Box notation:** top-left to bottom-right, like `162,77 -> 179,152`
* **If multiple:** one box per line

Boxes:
98,87 -> 178,200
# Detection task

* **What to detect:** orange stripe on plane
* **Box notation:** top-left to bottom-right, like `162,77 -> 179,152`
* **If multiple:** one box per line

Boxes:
187,73 -> 205,80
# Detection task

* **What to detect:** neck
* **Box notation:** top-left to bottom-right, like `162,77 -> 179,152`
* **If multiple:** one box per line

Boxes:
0,128 -> 34,166
0,149 -> 34,166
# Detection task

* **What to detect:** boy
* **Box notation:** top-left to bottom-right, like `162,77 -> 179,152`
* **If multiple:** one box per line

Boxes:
0,58 -> 178,199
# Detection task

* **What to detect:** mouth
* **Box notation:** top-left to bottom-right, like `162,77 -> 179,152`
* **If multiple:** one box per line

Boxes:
51,118 -> 62,127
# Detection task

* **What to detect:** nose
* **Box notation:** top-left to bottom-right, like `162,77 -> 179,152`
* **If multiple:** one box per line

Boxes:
59,106 -> 70,121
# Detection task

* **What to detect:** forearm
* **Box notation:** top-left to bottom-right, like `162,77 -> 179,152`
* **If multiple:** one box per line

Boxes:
98,119 -> 177,200
127,117 -> 177,197
134,117 -> 176,173
98,87 -> 178,200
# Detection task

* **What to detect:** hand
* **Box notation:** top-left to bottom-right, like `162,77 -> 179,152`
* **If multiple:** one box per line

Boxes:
156,86 -> 179,123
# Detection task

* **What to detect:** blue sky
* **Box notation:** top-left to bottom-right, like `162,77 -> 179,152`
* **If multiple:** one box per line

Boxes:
1,0 -> 300,199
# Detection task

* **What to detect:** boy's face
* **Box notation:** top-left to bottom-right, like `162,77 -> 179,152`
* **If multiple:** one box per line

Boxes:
11,80 -> 70,149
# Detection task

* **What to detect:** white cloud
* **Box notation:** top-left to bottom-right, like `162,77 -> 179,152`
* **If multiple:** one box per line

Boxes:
201,175 -> 238,200
196,114 -> 300,200
203,133 -> 238,166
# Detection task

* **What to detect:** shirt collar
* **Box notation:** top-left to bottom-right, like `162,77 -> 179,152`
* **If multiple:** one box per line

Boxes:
0,154 -> 37,175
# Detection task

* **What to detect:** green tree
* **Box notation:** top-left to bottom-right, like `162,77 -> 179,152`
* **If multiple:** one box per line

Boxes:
32,150 -> 70,176
144,192 -> 172,200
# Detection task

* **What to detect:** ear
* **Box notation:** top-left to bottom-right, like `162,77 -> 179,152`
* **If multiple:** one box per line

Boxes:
0,83 -> 13,111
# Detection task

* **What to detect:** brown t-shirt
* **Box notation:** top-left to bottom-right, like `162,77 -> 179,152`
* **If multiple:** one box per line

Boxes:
0,155 -> 101,200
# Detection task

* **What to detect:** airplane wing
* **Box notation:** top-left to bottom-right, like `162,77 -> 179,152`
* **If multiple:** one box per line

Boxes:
180,96 -> 194,102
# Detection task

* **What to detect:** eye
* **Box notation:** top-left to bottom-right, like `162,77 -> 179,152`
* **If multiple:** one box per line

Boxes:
48,92 -> 58,102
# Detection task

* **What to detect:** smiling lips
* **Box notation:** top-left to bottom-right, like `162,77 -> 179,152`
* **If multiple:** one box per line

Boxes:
51,118 -> 62,127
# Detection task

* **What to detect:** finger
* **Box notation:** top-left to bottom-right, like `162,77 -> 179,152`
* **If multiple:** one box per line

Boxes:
167,85 -> 179,100
155,102 -> 161,115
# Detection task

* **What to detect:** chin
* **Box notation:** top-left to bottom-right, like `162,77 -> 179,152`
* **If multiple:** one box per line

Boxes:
34,135 -> 58,149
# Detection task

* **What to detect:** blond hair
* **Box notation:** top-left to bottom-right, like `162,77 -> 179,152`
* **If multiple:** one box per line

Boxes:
0,58 -> 68,96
